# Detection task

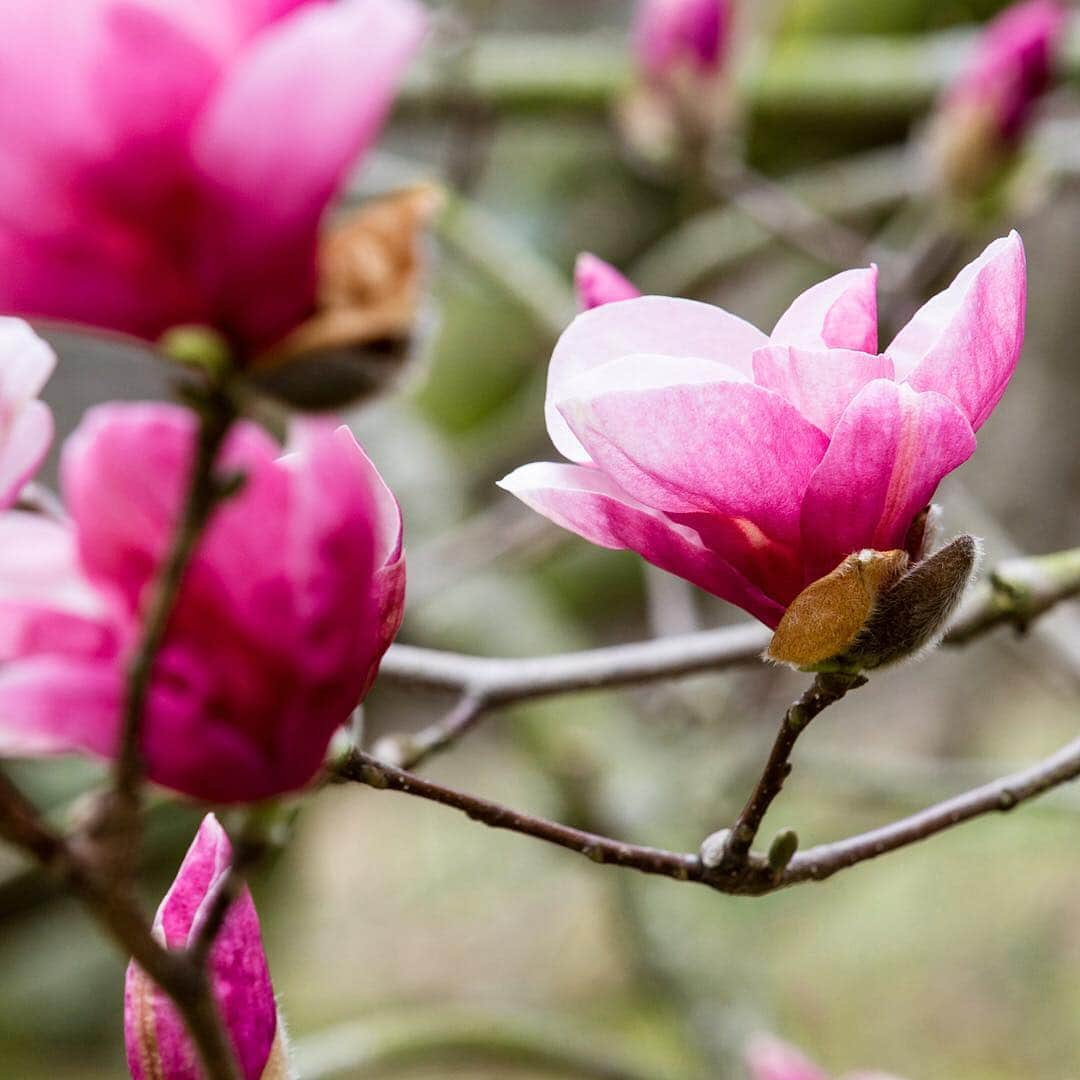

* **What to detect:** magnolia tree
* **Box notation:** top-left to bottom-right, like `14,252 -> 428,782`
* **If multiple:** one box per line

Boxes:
0,1 -> 1077,1078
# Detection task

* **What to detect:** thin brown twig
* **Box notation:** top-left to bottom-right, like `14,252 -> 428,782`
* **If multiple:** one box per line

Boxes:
105,388 -> 237,870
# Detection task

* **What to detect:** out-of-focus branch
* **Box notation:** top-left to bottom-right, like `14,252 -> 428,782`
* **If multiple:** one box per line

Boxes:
398,23 -> 1080,118
375,546 -> 1080,769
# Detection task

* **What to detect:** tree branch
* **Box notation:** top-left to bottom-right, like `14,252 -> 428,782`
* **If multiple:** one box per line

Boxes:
104,388 -> 237,868
376,547 -> 1080,768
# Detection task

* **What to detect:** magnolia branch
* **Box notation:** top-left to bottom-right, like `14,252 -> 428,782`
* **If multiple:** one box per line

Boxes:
376,545 -> 1080,769
337,712 -> 1080,899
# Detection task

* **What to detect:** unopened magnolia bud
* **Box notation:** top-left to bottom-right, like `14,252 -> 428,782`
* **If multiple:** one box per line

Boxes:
125,815 -> 284,1080
929,0 -> 1065,199
574,254 -> 641,311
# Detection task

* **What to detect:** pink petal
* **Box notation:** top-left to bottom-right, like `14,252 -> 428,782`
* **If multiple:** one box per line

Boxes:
0,318 -> 57,405
574,253 -> 641,310
887,232 -> 1025,431
127,814 -> 277,1080
558,378 -> 828,546
746,1035 -> 830,1080
0,400 -> 53,509
752,345 -> 894,435
192,0 -> 427,347
499,461 -> 786,627
771,266 -> 879,354
546,296 -> 768,462
0,656 -> 121,758
800,380 -> 976,582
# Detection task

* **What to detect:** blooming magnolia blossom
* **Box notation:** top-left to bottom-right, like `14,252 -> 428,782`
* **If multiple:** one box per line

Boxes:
501,233 -> 1025,629
0,403 -> 404,802
945,0 -> 1065,144
0,319 -> 55,509
747,1034 -> 905,1080
633,0 -> 731,83
126,814 -> 285,1080
0,0 -> 426,354
574,253 -> 642,311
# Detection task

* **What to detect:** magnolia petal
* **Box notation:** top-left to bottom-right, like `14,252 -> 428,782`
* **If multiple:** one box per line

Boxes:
0,399 -> 53,509
498,461 -> 786,626
0,318 -> 57,404
193,0 -> 427,347
800,381 -> 976,583
770,266 -> 878,354
546,296 -> 768,462
751,345 -> 894,435
0,656 -> 121,758
574,252 -> 641,310
558,379 -> 828,546
887,232 -> 1025,430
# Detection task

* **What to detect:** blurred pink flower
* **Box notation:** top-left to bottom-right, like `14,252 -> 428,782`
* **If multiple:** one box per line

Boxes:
0,403 -> 404,802
633,0 -> 731,83
0,0 -> 426,354
0,319 -> 55,509
575,253 -> 642,311
125,814 -> 283,1080
747,1034 -> 905,1080
946,0 -> 1065,143
501,233 -> 1025,629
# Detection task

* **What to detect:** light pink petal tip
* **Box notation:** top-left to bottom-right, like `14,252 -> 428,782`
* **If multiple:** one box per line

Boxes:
574,253 -> 642,310
546,296 -> 768,462
771,266 -> 879,354
800,380 -> 976,582
745,1035 -> 830,1080
887,231 -> 1025,431
499,462 -> 785,626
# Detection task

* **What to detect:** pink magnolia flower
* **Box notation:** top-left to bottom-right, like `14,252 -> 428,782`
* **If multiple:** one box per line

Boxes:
125,814 -> 285,1080
633,0 -> 731,83
946,0 -> 1065,144
0,319 -> 56,509
575,253 -> 642,311
501,233 -> 1025,629
747,1034 -> 905,1080
0,403 -> 404,802
0,0 -> 426,355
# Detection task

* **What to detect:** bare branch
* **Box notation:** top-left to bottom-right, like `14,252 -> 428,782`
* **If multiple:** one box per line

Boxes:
376,547 -> 1080,768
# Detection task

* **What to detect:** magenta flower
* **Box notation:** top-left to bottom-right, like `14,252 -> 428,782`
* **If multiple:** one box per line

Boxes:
747,1034 -> 904,1080
125,814 -> 284,1080
633,0 -> 731,83
501,233 -> 1025,629
0,403 -> 404,802
946,0 -> 1065,144
0,0 -> 426,354
575,253 -> 642,311
0,319 -> 55,509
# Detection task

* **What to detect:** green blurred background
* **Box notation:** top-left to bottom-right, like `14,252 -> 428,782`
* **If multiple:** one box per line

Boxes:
5,1 -> 1080,1077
